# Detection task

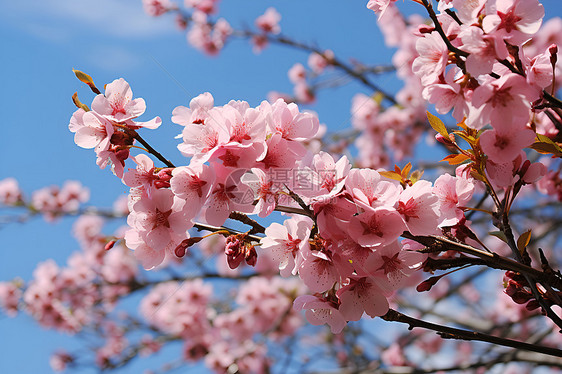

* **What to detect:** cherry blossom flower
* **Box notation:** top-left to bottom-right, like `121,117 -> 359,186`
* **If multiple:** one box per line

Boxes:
293,295 -> 346,333
347,207 -> 406,247
71,111 -> 114,151
471,73 -> 537,129
126,188 -> 194,269
345,168 -> 401,210
479,123 -> 536,164
363,241 -> 427,292
202,167 -> 253,226
240,168 -> 279,217
395,180 -> 440,236
0,282 -> 21,317
433,173 -> 475,227
367,0 -> 397,20
412,32 -> 449,85
255,7 -> 281,35
122,154 -> 158,193
308,50 -> 334,74
336,275 -> 389,321
170,162 -> 215,216
91,78 -> 161,128
459,26 -> 509,77
0,178 -> 22,205
142,0 -> 174,17
482,0 -> 544,45
172,92 -> 214,127
260,217 -> 313,277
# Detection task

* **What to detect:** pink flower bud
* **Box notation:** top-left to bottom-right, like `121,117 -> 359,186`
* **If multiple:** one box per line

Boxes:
104,240 -> 116,250
225,236 -> 244,269
244,245 -> 257,267
416,276 -> 440,292
549,44 -> 558,65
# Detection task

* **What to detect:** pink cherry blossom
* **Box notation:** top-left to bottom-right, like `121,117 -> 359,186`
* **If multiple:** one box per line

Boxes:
170,162 -> 215,216
412,32 -> 449,85
240,168 -> 279,217
172,92 -> 214,127
345,168 -> 401,210
203,167 -> 253,226
255,7 -> 281,35
479,124 -> 536,164
0,282 -> 21,317
347,207 -> 406,247
525,47 -> 554,89
367,0 -> 397,20
395,180 -> 440,236
452,0 -> 487,24
433,173 -> 475,227
308,50 -> 334,74
185,0 -> 219,15
126,188 -> 194,269
298,245 -> 346,293
92,78 -> 160,127
423,67 -> 470,121
459,26 -> 509,77
142,0 -> 174,17
263,99 -> 320,142
293,295 -> 346,334
482,0 -> 544,45
260,217 -> 312,277
122,154 -> 158,193
336,274 -> 389,321
471,73 -> 536,129
363,241 -> 427,292
0,178 -> 22,205
288,63 -> 307,84
177,107 -> 230,160
71,111 -> 114,151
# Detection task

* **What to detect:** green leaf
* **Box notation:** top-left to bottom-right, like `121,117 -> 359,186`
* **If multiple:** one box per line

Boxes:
489,231 -> 508,244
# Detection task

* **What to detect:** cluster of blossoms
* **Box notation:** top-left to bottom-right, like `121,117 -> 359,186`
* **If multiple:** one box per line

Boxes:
0,214 -> 138,335
69,77 -> 162,178
3,1 -> 562,373
68,72 -> 511,333
140,276 -> 303,372
0,178 -> 90,221
354,0 -> 562,172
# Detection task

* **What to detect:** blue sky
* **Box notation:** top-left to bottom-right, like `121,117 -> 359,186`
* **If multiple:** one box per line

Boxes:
1,0 -> 561,373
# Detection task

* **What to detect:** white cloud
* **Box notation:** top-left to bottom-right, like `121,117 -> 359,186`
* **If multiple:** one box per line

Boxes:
1,0 -> 176,41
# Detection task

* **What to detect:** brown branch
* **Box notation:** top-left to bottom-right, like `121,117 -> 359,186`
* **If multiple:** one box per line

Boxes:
228,211 -> 266,234
381,309 -> 562,358
402,232 -> 562,289
130,129 -> 176,168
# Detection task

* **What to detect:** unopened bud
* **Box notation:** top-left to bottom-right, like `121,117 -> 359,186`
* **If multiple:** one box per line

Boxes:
174,237 -> 203,258
416,276 -> 441,292
435,133 -> 449,145
154,180 -> 171,189
225,236 -> 245,269
511,291 -> 532,304
115,149 -> 130,163
157,169 -> 173,181
104,240 -> 116,251
245,245 -> 258,267
549,44 -> 558,65
525,299 -> 540,311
